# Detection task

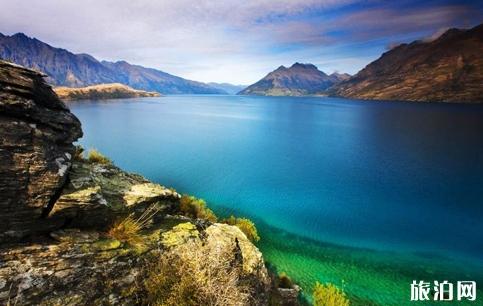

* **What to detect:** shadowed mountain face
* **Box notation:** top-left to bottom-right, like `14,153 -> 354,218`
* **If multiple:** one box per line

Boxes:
331,24 -> 483,103
0,33 -> 225,94
239,63 -> 347,96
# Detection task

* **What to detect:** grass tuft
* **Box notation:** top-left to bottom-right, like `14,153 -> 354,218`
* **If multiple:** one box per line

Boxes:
179,195 -> 217,222
223,215 -> 260,242
107,204 -> 161,247
87,149 -> 112,165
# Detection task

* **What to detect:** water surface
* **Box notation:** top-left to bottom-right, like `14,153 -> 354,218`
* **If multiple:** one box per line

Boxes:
70,95 -> 483,305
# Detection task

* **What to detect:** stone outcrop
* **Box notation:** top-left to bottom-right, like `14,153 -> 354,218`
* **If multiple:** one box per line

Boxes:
0,60 -> 82,241
0,61 -> 280,305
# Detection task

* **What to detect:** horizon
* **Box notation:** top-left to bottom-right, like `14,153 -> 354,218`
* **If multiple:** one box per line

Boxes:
1,0 -> 482,84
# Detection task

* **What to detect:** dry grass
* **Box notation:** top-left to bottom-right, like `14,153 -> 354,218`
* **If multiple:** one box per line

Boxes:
87,149 -> 112,165
108,205 -> 161,247
313,282 -> 350,306
145,240 -> 252,306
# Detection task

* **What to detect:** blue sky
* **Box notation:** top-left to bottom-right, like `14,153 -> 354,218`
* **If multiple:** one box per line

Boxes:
1,0 -> 481,84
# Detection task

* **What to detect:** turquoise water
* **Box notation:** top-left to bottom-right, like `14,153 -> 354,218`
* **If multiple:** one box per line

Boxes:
70,96 -> 483,305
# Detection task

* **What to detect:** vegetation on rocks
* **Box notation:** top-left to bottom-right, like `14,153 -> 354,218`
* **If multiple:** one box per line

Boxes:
313,282 -> 350,306
87,149 -> 112,164
223,215 -> 260,242
108,204 -> 161,247
277,272 -> 294,289
179,195 -> 217,222
145,240 -> 252,306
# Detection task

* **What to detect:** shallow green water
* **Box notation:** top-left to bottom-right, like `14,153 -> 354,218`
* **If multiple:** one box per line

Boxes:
70,95 -> 483,305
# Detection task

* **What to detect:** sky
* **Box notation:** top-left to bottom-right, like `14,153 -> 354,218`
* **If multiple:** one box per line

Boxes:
0,0 -> 481,84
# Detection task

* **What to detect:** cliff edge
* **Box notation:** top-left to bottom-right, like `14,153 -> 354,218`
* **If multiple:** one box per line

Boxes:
0,60 -> 298,305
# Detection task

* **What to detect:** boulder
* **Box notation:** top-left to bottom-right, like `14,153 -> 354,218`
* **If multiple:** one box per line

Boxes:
0,60 -> 82,241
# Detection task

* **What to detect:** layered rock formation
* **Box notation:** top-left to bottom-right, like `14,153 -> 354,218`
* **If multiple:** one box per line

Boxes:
0,60 -> 82,241
331,24 -> 483,103
239,63 -> 348,96
0,61 -> 298,305
54,83 -> 161,101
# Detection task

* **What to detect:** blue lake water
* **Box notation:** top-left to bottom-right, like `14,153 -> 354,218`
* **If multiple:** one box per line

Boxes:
70,95 -> 483,305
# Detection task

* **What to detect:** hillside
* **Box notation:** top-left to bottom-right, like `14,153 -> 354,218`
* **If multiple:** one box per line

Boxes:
0,32 -> 224,94
330,24 -> 483,103
208,82 -> 246,94
239,63 -> 348,96
54,83 -> 160,100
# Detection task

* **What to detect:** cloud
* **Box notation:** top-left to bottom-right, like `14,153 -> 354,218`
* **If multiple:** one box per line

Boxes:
0,0 -> 480,83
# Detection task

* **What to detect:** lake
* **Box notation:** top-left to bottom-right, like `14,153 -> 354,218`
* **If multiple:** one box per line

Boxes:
70,95 -> 483,305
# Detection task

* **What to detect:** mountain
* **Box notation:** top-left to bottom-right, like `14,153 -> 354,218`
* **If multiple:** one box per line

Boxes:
331,24 -> 483,103
207,82 -> 246,94
238,63 -> 347,96
54,83 -> 161,100
0,32 -> 224,94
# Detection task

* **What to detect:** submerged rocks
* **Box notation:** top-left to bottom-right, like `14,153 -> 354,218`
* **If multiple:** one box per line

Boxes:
0,60 -> 82,241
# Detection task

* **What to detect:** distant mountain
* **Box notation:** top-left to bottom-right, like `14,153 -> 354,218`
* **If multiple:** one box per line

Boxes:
330,24 -> 483,103
54,83 -> 160,100
0,32 -> 224,94
238,63 -> 347,96
207,82 -> 246,95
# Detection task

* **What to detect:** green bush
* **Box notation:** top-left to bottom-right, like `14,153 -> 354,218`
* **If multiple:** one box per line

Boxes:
179,195 -> 217,222
72,145 -> 85,161
278,272 -> 294,289
223,215 -> 260,242
313,282 -> 350,306
87,149 -> 112,165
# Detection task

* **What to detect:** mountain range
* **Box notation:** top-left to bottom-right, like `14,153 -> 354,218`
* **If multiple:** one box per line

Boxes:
0,32 -> 225,94
208,82 -> 247,95
238,63 -> 350,96
330,24 -> 483,103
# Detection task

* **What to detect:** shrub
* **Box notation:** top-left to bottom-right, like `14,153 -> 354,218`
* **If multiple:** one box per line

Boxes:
179,195 -> 217,222
313,282 -> 350,306
145,240 -> 252,306
72,145 -> 85,161
87,148 -> 112,165
107,205 -> 161,247
223,216 -> 260,242
278,272 -> 294,289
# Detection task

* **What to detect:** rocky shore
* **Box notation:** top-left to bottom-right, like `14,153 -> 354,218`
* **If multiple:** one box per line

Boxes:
0,60 -> 300,305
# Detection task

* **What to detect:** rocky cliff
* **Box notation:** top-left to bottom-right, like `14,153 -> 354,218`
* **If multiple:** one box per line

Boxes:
239,63 -> 348,96
331,24 -> 483,103
54,83 -> 160,101
0,60 -> 82,241
0,60 -> 298,305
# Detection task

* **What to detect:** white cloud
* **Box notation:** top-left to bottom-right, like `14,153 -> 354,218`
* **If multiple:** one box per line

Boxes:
0,1 -> 479,83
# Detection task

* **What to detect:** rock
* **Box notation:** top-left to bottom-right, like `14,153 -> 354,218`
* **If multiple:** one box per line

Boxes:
161,222 -> 200,247
0,61 -> 281,305
49,160 -> 180,230
0,60 -> 82,242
